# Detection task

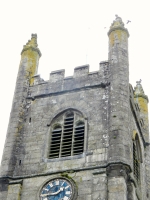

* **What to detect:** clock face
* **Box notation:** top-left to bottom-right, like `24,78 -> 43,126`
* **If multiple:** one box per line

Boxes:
40,178 -> 73,200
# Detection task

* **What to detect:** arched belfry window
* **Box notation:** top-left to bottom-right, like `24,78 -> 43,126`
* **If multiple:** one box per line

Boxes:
133,134 -> 142,184
49,110 -> 85,159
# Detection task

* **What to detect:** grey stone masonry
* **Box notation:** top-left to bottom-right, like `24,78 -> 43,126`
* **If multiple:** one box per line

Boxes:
0,16 -> 150,200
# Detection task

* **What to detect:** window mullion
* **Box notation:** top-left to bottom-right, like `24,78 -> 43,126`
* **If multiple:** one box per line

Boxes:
84,118 -> 87,152
59,116 -> 64,158
71,113 -> 75,156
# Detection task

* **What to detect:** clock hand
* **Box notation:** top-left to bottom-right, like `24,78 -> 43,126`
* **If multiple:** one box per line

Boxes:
49,187 -> 64,195
40,187 -> 64,197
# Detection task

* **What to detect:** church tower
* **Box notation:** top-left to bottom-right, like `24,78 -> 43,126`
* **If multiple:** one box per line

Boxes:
0,16 -> 150,200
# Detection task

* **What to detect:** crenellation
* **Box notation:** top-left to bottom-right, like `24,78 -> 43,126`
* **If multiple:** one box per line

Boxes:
100,60 -> 109,65
49,69 -> 65,82
74,64 -> 89,78
30,63 -> 109,98
33,70 -> 104,93
33,74 -> 41,85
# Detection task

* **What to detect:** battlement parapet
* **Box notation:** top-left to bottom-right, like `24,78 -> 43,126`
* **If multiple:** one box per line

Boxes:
33,61 -> 109,84
33,74 -> 45,85
30,61 -> 110,98
50,69 -> 65,82
100,61 -> 109,69
74,64 -> 89,78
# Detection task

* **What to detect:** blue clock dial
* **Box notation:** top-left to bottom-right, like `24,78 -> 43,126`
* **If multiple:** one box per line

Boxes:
40,179 -> 72,200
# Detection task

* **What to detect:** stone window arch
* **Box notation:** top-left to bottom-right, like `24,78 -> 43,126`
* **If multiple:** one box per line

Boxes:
48,109 -> 86,159
132,132 -> 142,184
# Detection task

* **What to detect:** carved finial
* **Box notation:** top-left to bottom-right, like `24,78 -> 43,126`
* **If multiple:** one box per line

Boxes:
136,79 -> 142,85
31,33 -> 37,38
115,14 -> 122,20
23,34 -> 38,48
108,15 -> 129,37
115,14 -> 119,19
134,79 -> 148,101
109,15 -> 125,29
21,34 -> 41,57
134,79 -> 145,95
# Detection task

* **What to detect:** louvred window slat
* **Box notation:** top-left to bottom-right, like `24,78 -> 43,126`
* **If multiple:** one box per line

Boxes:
49,111 -> 85,159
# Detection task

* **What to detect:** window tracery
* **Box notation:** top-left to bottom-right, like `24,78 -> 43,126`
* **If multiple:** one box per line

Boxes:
49,110 -> 85,159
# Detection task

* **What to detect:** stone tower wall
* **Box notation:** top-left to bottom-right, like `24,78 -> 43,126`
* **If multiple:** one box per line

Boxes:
0,16 -> 150,200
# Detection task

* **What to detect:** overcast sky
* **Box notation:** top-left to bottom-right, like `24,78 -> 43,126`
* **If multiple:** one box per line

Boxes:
0,0 -> 150,163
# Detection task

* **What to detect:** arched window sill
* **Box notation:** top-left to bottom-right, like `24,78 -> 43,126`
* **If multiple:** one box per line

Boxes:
44,153 -> 86,163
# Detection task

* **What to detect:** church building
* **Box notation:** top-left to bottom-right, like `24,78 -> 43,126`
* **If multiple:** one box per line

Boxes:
0,16 -> 150,200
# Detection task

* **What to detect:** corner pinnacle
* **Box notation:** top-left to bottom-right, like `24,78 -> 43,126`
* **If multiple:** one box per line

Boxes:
21,34 -> 41,57
134,80 -> 148,101
108,15 -> 129,37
